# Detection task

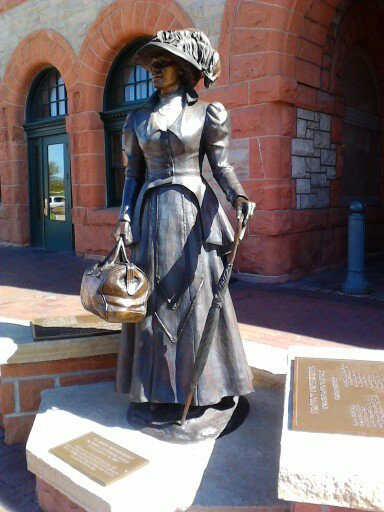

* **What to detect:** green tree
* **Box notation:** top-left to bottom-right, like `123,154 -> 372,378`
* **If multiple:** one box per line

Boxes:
48,161 -> 64,194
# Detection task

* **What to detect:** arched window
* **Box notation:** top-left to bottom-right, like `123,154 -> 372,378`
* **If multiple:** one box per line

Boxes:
102,38 -> 154,207
342,46 -> 381,204
27,68 -> 68,122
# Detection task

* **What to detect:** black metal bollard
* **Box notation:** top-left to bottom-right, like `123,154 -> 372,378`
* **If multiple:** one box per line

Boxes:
342,200 -> 370,295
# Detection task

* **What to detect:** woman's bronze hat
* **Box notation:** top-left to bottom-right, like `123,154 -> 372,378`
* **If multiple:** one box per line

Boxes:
134,29 -> 221,88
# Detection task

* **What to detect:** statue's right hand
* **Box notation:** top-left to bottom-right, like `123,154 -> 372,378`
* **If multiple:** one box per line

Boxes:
112,220 -> 132,246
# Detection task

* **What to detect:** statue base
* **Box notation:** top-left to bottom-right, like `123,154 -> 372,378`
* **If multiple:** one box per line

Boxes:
127,396 -> 249,443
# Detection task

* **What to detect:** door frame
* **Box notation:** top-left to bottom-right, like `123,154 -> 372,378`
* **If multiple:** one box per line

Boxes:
25,118 -> 74,251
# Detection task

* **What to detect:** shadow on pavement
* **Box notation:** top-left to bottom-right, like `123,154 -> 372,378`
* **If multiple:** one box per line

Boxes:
0,246 -> 97,296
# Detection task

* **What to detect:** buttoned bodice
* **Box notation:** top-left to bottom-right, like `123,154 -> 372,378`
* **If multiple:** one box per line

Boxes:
119,90 -> 247,247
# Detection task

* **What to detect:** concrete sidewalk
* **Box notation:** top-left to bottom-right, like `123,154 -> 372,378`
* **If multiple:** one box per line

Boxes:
0,245 -> 383,512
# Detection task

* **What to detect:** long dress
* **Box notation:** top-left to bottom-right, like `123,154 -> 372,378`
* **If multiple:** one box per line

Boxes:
115,88 -> 253,406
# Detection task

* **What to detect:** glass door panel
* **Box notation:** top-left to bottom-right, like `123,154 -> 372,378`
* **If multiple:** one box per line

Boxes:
42,134 -> 73,250
47,143 -> 66,222
29,133 -> 73,251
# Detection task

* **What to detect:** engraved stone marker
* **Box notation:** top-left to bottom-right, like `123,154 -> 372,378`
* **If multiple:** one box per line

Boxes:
49,432 -> 148,486
293,357 -> 384,436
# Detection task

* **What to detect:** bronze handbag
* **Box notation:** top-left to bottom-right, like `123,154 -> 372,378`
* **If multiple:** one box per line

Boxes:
80,236 -> 149,323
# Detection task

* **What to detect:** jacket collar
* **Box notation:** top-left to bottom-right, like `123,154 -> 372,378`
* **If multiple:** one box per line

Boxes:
145,87 -> 199,139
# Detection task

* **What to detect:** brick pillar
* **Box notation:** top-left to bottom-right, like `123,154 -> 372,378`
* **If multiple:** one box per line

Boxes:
0,102 -> 29,245
66,81 -> 110,255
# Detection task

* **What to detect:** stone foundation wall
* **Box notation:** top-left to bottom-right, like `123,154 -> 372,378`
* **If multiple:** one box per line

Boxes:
0,354 -> 117,444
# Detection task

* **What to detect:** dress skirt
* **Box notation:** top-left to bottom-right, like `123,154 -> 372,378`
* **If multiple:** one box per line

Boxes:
116,184 -> 253,406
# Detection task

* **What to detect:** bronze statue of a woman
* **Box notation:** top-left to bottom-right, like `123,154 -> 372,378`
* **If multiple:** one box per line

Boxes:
113,29 -> 255,442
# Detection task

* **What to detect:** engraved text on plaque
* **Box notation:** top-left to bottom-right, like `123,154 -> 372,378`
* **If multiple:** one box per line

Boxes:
293,357 -> 384,437
50,432 -> 149,486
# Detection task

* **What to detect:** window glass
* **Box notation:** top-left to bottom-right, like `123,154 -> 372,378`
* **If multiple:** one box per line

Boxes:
104,39 -> 154,206
29,69 -> 68,122
106,50 -> 154,110
108,132 -> 126,202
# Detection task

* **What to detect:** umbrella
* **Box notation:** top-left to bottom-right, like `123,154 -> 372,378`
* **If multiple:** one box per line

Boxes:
180,217 -> 247,425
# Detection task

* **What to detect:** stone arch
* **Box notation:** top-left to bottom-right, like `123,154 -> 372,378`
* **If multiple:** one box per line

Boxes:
228,0 -> 307,85
331,2 -> 384,98
293,0 -> 339,89
0,29 -> 78,245
293,1 -> 384,92
330,1 -> 384,211
77,0 -> 193,113
2,29 -> 78,117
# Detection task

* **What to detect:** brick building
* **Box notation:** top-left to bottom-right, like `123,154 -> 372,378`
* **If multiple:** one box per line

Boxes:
0,0 -> 383,280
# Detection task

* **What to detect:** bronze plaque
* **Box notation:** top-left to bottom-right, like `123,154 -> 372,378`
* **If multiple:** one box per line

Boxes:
293,357 -> 384,437
31,314 -> 121,341
49,432 -> 149,486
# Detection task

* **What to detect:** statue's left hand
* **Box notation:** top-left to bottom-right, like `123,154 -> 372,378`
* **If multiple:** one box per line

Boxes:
111,220 -> 132,246
235,197 -> 256,226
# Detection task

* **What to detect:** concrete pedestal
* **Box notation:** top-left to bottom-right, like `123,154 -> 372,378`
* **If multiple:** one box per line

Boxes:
0,316 -> 286,444
26,382 -> 285,512
278,346 -> 384,511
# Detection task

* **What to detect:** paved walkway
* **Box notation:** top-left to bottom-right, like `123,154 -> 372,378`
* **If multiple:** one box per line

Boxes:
0,245 -> 383,511
0,430 -> 40,512
1,246 -> 384,350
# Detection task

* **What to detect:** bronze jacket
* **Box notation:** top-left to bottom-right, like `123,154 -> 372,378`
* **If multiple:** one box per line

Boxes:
119,89 -> 248,247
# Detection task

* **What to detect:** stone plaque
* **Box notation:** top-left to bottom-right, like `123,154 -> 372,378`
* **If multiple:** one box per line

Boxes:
293,357 -> 384,437
49,432 -> 149,486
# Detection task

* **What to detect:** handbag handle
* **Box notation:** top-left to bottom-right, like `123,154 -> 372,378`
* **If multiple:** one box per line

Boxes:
98,236 -> 129,268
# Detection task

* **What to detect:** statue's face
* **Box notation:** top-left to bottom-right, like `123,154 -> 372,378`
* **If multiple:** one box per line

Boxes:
151,55 -> 181,92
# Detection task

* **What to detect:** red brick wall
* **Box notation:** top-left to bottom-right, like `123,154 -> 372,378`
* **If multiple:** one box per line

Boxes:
217,0 -> 384,276
1,0 -> 384,278
201,1 -> 298,275
0,354 -> 117,444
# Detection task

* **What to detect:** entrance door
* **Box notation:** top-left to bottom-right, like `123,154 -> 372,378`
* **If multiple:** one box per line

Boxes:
29,133 -> 73,251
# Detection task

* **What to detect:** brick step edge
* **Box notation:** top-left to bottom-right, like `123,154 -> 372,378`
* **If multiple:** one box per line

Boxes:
36,478 -> 375,512
187,508 -> 290,511
36,478 -> 290,512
